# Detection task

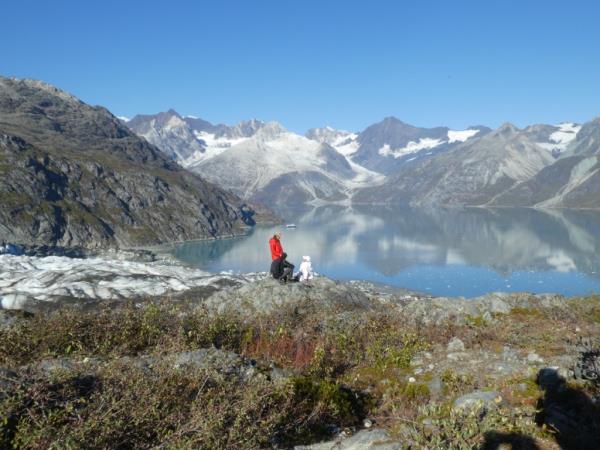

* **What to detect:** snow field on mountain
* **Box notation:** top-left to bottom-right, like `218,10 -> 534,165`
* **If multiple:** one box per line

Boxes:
536,122 -> 581,153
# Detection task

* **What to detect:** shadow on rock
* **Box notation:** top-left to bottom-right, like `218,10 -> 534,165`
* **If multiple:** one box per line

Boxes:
534,367 -> 600,450
481,431 -> 541,450
240,204 -> 256,226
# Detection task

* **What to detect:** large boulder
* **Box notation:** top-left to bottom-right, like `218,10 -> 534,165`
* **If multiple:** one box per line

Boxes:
203,277 -> 376,315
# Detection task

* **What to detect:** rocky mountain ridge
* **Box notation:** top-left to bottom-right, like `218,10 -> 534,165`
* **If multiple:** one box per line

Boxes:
0,77 -> 271,250
125,109 -> 600,209
128,110 -> 383,205
353,122 -> 558,206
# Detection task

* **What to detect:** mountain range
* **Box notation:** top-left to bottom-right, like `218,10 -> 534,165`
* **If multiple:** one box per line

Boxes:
125,109 -> 598,209
1,74 -> 598,254
127,110 -> 383,205
0,77 -> 271,250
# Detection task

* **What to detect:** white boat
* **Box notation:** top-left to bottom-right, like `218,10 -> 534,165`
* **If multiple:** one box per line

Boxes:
285,223 -> 297,229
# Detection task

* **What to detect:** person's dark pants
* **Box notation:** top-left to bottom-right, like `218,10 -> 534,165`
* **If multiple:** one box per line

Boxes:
281,266 -> 293,282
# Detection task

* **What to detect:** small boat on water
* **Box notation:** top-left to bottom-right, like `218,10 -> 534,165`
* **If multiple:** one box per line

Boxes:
285,223 -> 297,229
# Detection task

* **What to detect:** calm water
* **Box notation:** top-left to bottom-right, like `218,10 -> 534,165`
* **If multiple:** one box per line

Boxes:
171,205 -> 600,298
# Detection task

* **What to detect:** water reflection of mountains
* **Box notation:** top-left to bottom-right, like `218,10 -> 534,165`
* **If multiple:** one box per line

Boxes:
350,205 -> 600,278
174,205 -> 600,280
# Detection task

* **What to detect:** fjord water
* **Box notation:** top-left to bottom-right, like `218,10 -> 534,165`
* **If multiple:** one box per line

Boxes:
171,205 -> 600,297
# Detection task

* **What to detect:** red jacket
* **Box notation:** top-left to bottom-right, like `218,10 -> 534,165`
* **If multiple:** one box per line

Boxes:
269,237 -> 283,261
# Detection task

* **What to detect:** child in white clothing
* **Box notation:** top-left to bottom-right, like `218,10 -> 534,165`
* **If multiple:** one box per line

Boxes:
298,255 -> 314,282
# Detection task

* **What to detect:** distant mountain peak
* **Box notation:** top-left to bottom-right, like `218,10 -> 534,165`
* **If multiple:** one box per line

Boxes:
381,116 -> 404,123
495,122 -> 520,136
498,122 -> 519,131
254,121 -> 287,139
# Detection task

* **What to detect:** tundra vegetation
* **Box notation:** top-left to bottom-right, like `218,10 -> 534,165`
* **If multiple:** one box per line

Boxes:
0,287 -> 599,449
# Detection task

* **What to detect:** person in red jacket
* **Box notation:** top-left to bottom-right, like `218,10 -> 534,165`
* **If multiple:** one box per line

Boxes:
269,232 -> 283,261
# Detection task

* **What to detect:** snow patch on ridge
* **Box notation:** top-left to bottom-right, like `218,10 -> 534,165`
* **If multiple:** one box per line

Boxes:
182,131 -> 251,166
551,123 -> 581,144
306,127 -> 359,156
536,122 -> 581,154
448,129 -> 480,143
377,128 -> 482,159
378,138 -> 444,159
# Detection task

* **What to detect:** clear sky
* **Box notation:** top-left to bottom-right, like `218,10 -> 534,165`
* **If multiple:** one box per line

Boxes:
2,0 -> 600,133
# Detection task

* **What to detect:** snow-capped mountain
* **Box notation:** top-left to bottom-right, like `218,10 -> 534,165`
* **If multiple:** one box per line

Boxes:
127,109 -> 205,160
492,118 -> 600,208
305,126 -> 359,156
126,112 -> 382,205
184,119 -> 268,166
125,110 -> 599,209
354,122 -> 557,206
522,122 -> 581,157
127,111 -> 268,166
345,117 -> 490,174
190,122 -> 382,205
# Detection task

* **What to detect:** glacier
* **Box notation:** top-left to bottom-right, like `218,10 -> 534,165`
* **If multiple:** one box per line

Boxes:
0,254 -> 260,310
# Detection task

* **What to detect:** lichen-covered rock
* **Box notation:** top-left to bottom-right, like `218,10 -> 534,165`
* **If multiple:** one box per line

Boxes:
0,310 -> 18,330
452,390 -> 504,416
394,291 -> 569,325
294,429 -> 402,450
203,276 -> 375,315
447,337 -> 466,352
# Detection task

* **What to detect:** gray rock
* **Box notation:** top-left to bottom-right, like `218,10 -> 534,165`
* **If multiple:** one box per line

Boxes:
294,428 -> 402,450
203,277 -> 374,315
492,119 -> 600,209
527,352 -> 544,364
172,348 -> 243,373
446,352 -> 470,361
447,337 -> 466,352
502,346 -> 519,362
35,358 -> 75,374
453,390 -> 504,416
0,367 -> 18,397
409,357 -> 423,367
393,291 -> 567,325
0,310 -> 18,329
427,376 -> 443,399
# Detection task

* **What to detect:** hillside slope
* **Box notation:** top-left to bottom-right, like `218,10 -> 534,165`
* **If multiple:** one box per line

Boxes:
0,77 -> 268,249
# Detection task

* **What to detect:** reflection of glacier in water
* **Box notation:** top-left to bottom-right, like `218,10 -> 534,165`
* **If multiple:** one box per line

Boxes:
172,206 -> 600,297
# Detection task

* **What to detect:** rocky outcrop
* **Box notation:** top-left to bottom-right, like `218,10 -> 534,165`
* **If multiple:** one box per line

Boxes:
0,77 -> 274,250
203,277 -> 376,315
389,291 -> 568,325
295,429 -> 402,450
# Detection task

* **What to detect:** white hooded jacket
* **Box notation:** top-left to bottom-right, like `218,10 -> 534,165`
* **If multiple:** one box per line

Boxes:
298,256 -> 314,281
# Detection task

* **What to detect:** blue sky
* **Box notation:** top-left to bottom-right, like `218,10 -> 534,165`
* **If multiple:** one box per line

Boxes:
2,0 -> 600,133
